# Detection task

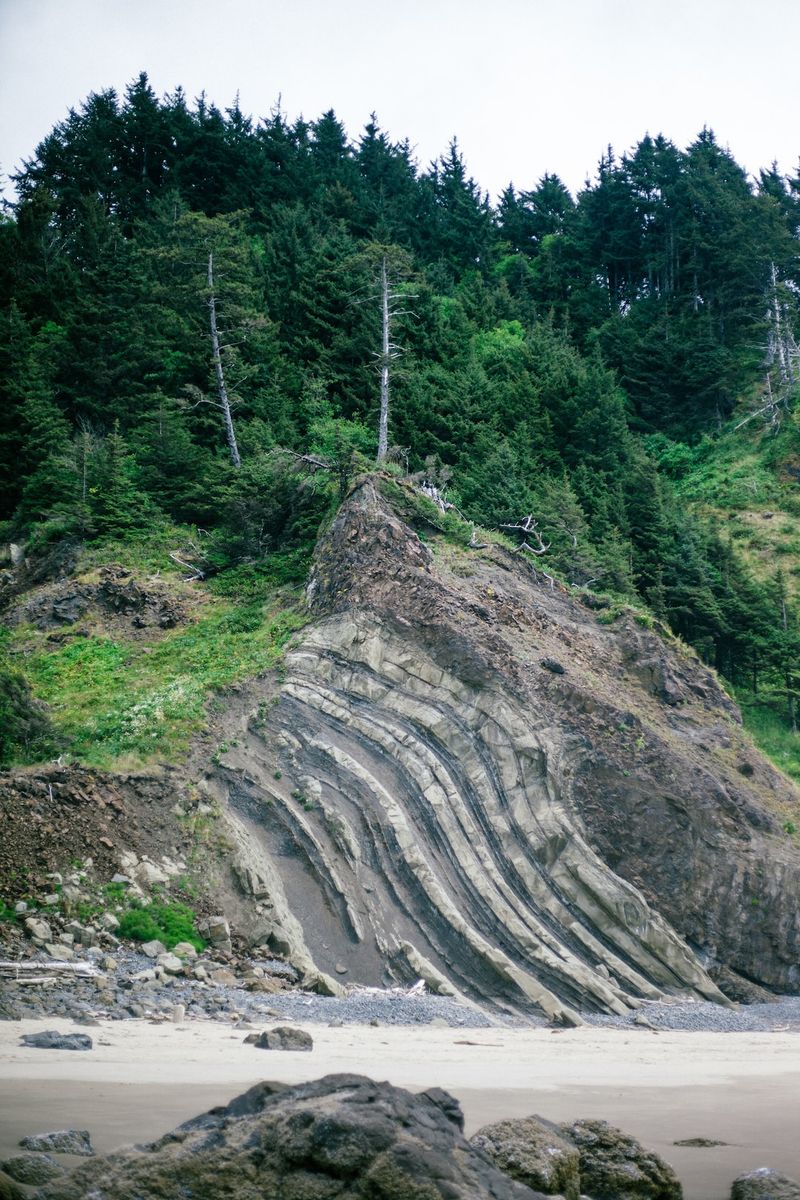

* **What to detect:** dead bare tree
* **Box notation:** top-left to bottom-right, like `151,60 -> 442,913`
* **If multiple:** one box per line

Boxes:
735,374 -> 785,433
375,253 -> 417,460
500,515 -> 551,556
738,264 -> 800,434
207,251 -> 241,468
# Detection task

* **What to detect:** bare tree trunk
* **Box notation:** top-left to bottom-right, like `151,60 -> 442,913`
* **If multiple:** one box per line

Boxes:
208,251 -> 241,469
771,262 -> 789,384
377,255 -> 390,462
782,595 -> 798,734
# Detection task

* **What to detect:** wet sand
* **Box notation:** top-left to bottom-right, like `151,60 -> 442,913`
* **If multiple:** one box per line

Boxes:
1,1019 -> 799,1199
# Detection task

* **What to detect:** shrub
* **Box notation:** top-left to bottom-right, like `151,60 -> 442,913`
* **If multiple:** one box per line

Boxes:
118,901 -> 205,951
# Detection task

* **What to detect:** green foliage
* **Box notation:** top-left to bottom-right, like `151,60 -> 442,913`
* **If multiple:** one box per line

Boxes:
0,628 -> 58,766
204,449 -> 336,575
740,699 -> 800,785
5,79 -> 800,786
10,598 -> 306,766
117,900 -> 205,951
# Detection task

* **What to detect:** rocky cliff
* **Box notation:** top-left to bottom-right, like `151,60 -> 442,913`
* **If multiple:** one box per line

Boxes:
202,478 -> 800,1022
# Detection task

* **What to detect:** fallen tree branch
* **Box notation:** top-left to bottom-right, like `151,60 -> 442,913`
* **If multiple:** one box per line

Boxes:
0,960 -> 100,979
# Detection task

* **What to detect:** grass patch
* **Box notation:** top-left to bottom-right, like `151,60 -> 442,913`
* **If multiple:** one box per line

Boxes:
117,900 -> 205,951
76,525 -> 194,579
10,597 -> 307,767
738,695 -> 800,785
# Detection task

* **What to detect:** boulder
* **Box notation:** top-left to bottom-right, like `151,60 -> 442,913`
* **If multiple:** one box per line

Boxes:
558,1119 -> 681,1200
1,1154 -> 64,1185
134,860 -> 170,888
34,1075 -> 541,1199
20,1031 -> 93,1052
157,952 -> 184,975
140,939 -> 167,958
24,917 -> 51,942
472,1116 -> 580,1198
43,943 -> 74,960
172,941 -> 198,959
64,921 -> 96,948
197,915 -> 231,950
244,1025 -> 313,1051
209,968 -> 238,986
19,1129 -> 94,1156
731,1169 -> 800,1200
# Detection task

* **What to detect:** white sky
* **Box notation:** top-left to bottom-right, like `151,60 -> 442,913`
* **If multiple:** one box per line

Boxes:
1,0 -> 799,203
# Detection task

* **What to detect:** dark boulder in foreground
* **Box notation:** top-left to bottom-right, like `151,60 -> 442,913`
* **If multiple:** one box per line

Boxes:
20,1031 -> 92,1051
35,1074 -> 543,1199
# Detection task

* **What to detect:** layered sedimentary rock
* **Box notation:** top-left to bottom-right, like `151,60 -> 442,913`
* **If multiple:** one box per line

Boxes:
210,478 -> 800,1020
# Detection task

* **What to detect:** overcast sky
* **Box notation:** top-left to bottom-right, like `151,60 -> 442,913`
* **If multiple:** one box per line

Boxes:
2,0 -> 799,203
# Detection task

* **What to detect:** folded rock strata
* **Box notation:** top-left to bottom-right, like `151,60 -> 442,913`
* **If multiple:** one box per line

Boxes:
205,480 -> 800,1018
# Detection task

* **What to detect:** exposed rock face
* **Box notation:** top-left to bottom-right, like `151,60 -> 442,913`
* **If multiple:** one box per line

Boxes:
207,479 -> 800,1018
36,1075 -> 543,1199
3,563 -> 185,632
471,1116 -> 580,1197
558,1119 -> 681,1200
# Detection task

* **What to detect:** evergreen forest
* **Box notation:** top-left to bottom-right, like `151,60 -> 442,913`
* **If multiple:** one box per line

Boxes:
3,73 -> 800,770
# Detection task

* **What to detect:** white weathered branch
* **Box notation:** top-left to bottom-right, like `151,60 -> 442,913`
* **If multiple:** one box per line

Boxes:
500,515 -> 551,556
208,251 -> 241,469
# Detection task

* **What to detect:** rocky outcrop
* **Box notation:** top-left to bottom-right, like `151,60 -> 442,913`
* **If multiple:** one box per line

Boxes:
205,478 -> 800,1018
3,563 -> 185,633
0,1154 -> 64,1186
731,1169 -> 800,1200
471,1116 -> 580,1197
19,1130 -> 94,1156
558,1119 -> 682,1200
36,1075 -> 543,1199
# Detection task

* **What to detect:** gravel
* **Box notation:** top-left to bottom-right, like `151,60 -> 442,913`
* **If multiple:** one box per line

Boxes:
2,946 -> 496,1028
4,943 -> 800,1031
584,996 -> 800,1033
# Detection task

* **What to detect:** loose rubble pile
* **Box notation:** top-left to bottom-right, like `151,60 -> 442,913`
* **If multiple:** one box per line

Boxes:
0,860 -> 495,1028
5,864 -> 800,1030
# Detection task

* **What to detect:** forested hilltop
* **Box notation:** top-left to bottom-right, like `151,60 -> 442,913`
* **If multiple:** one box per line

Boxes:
2,73 -> 800,770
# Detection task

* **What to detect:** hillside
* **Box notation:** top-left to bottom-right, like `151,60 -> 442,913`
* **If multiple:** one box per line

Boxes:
3,476 -> 799,1023
3,78 -> 800,1024
649,408 -> 800,781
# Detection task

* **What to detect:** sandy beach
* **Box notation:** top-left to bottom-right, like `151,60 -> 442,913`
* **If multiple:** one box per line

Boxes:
1,1018 -> 799,1200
